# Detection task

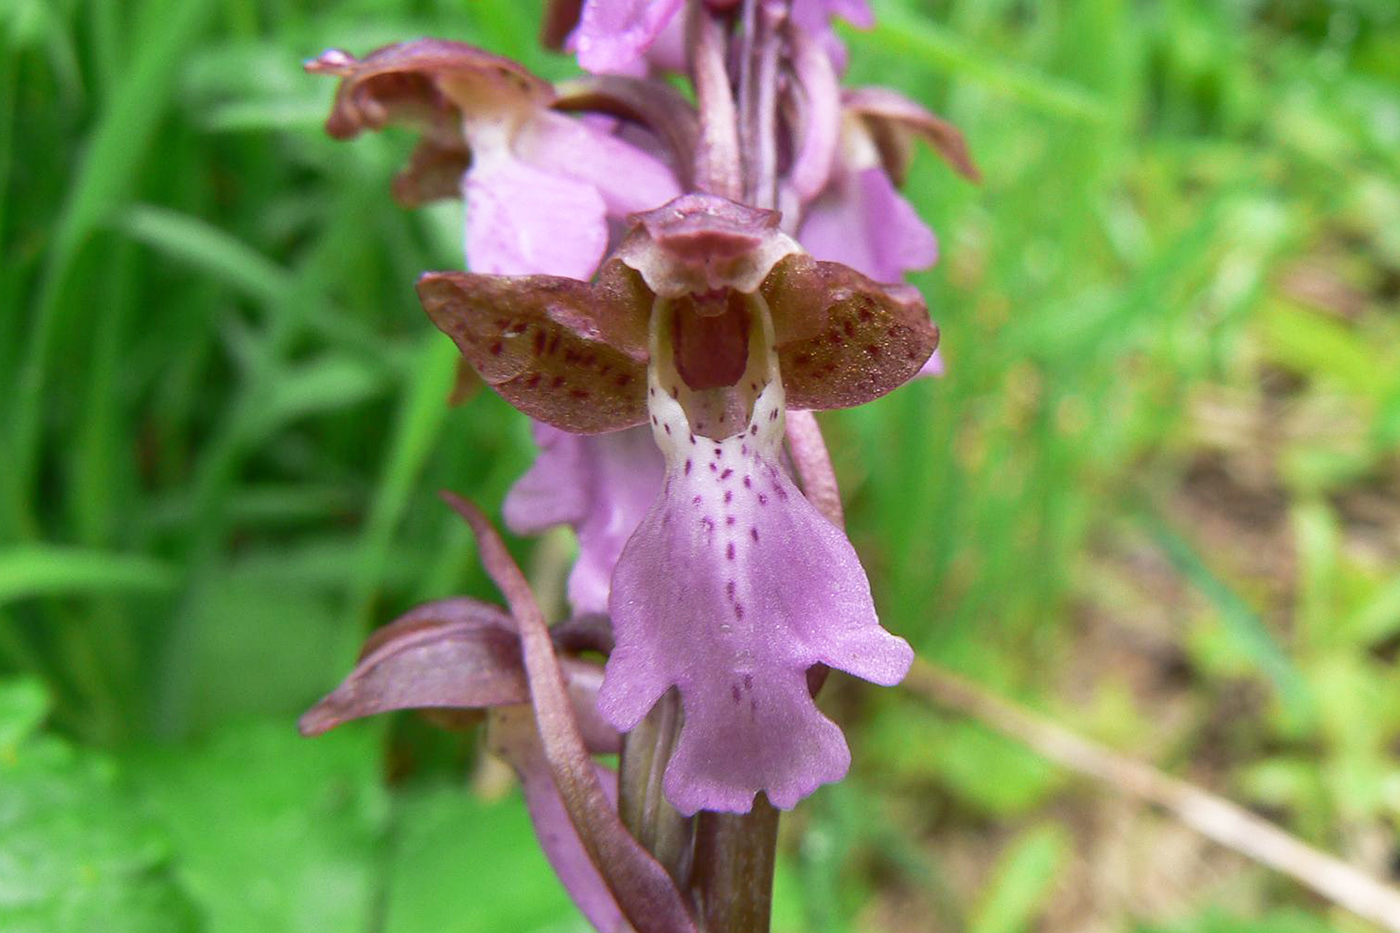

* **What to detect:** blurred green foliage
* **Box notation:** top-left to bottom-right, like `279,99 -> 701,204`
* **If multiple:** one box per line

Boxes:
2,0 -> 1399,930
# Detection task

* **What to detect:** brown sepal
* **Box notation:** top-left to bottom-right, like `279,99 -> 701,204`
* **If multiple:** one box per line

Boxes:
843,86 -> 981,185
307,40 -> 551,206
298,598 -> 527,737
763,254 -> 940,410
392,140 -> 472,207
417,262 -> 653,434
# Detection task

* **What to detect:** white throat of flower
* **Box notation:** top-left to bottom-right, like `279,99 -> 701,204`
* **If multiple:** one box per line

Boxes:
644,291 -> 786,466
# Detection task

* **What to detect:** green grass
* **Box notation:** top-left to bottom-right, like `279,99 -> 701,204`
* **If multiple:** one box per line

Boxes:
3,0 -> 1399,931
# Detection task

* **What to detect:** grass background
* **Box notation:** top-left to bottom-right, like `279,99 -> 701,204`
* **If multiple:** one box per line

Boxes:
3,0 -> 1399,930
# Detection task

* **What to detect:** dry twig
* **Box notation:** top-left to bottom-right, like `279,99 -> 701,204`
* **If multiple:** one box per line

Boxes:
905,660 -> 1400,932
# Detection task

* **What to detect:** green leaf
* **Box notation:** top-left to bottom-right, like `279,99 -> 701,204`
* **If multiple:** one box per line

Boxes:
128,719 -> 388,933
0,546 -> 177,606
0,678 -> 201,933
969,824 -> 1069,933
119,204 -> 293,305
381,783 -> 578,933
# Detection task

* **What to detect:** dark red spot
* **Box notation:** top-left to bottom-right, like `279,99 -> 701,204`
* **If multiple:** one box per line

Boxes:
758,494 -> 768,505
569,388 -> 589,400
684,459 -> 692,474
726,580 -> 736,599
743,674 -> 752,690
743,476 -> 752,488
733,602 -> 744,619
525,373 -> 542,388
550,375 -> 566,389
721,469 -> 733,480
724,491 -> 733,504
726,516 -> 736,525
726,542 -> 735,560
866,344 -> 882,358
732,685 -> 742,703
751,527 -> 760,542
488,341 -> 503,356
616,373 -> 633,387
664,423 -> 671,434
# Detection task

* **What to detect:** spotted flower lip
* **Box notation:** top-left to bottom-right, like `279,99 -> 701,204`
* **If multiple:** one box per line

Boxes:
307,40 -> 680,279
416,192 -> 939,434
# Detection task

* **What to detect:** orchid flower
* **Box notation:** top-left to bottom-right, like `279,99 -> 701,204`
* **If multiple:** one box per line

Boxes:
567,0 -> 872,75
307,40 -> 680,279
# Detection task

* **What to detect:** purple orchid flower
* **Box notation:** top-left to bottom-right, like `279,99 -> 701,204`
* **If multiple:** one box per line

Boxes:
307,41 -> 680,280
505,421 -> 665,615
418,193 -> 935,812
568,0 -> 873,75
799,87 -> 980,283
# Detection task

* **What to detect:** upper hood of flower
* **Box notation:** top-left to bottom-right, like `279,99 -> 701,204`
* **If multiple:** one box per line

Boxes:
308,40 -> 554,205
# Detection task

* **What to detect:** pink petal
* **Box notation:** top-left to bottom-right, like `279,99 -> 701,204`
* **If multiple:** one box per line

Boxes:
504,422 -> 591,535
505,423 -> 665,615
799,165 -> 937,283
917,348 -> 945,378
575,0 -> 685,74
517,111 -> 681,218
465,154 -> 609,280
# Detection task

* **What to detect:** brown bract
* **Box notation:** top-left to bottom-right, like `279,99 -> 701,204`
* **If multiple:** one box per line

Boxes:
306,40 -> 553,206
418,193 -> 939,433
844,86 -> 981,185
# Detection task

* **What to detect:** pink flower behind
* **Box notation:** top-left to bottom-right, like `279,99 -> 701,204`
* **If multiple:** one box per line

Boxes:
505,422 -> 665,615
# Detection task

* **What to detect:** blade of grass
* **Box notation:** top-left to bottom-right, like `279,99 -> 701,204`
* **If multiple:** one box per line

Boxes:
0,545 -> 178,605
345,335 -> 459,634
864,3 -> 1111,124
6,0 -> 217,536
1138,506 -> 1315,726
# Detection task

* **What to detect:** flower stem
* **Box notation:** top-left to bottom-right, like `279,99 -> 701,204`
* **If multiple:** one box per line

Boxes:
619,689 -> 695,884
690,796 -> 780,933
